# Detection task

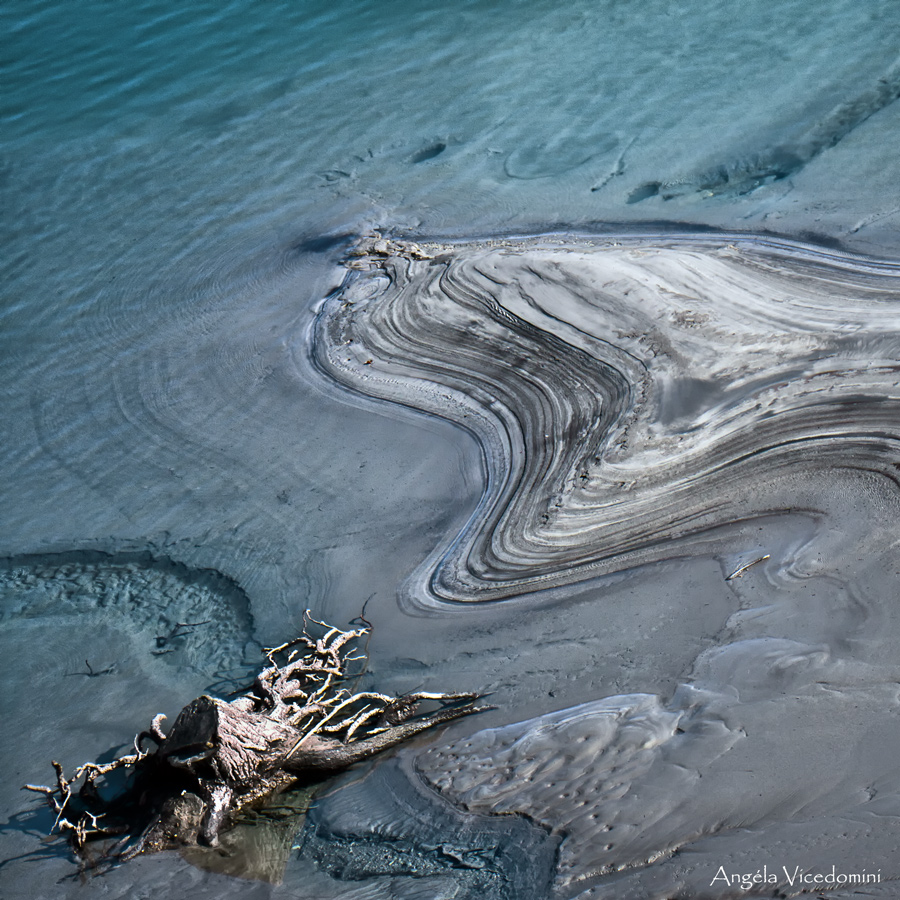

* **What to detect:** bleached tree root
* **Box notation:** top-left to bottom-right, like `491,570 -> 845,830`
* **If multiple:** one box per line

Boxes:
26,613 -> 489,864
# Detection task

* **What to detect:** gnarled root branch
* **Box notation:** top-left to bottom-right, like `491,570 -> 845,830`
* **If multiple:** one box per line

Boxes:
26,613 -> 489,864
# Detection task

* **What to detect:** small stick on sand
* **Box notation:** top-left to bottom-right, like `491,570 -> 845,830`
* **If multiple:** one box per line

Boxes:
725,554 -> 771,581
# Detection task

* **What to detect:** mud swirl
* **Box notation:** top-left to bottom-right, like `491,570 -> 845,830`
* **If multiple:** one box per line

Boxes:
313,233 -> 900,604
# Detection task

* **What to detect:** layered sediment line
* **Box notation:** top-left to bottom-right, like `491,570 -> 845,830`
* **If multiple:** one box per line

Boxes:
312,234 -> 900,605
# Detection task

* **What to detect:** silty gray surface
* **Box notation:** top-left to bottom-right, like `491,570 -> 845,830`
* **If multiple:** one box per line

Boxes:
3,0 -> 900,897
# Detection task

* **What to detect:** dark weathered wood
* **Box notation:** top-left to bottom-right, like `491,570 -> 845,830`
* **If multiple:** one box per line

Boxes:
26,614 -> 489,864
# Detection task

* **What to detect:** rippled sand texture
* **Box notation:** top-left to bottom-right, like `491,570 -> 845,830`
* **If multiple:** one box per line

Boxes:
313,235 -> 900,897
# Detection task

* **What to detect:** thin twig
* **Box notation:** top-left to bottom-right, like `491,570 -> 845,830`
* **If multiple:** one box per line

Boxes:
725,554 -> 771,581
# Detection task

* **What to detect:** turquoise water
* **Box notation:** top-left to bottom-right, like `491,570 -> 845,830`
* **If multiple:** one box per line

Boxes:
2,1 -> 899,897
4,0 -> 899,328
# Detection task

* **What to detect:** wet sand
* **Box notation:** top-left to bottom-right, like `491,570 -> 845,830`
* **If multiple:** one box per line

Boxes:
303,232 -> 900,898
4,232 -> 900,898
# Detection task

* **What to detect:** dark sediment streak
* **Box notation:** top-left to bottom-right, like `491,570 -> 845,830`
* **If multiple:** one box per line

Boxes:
629,55 -> 900,201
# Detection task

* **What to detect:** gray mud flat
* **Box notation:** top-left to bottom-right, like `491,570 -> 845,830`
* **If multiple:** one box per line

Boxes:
305,233 -> 900,898
4,232 -> 900,900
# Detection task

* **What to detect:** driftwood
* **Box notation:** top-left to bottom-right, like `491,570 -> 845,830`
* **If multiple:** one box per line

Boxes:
26,613 -> 488,864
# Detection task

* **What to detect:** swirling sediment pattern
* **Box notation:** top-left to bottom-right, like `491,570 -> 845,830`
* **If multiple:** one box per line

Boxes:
314,234 -> 900,604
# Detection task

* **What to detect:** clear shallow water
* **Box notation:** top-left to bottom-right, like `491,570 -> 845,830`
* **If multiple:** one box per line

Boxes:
2,1 -> 900,897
